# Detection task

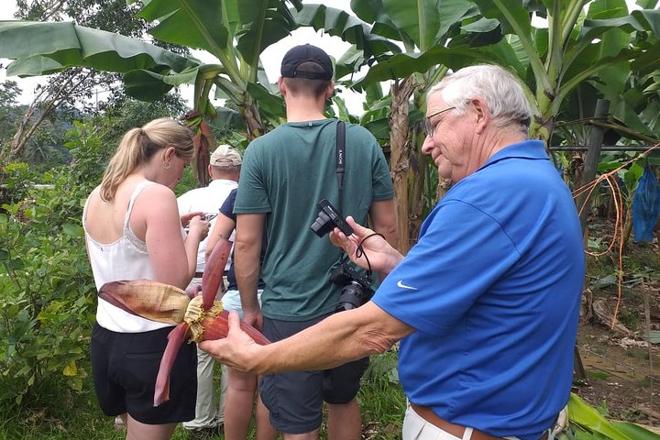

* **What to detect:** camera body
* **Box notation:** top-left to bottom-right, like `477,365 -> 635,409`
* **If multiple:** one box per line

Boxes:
310,199 -> 353,237
331,263 -> 374,312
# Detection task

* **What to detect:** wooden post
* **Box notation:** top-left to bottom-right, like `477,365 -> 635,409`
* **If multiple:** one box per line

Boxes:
577,99 -> 610,232
574,99 -> 609,381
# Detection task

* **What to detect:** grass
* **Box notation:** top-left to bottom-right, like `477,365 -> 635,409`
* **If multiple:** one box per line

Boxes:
0,352 -> 406,440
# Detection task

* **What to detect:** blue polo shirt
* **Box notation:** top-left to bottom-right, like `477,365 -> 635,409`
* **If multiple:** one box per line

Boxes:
372,140 -> 584,440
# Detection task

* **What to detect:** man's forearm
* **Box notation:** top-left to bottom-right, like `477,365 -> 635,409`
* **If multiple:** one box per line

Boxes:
235,242 -> 260,310
249,302 -> 411,375
370,199 -> 398,247
200,296 -> 413,376
253,311 -> 373,374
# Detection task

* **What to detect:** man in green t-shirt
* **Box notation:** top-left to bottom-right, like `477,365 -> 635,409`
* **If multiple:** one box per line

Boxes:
233,44 -> 396,440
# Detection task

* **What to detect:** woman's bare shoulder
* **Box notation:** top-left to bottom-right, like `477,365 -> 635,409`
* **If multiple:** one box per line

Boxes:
141,181 -> 176,199
133,181 -> 178,214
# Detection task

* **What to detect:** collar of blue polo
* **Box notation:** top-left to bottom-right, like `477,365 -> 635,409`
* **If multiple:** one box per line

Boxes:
480,140 -> 548,171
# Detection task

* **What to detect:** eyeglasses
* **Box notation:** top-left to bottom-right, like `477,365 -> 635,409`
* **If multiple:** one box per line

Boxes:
423,106 -> 456,137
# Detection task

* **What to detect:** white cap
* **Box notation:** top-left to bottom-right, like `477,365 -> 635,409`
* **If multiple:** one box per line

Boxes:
209,144 -> 242,168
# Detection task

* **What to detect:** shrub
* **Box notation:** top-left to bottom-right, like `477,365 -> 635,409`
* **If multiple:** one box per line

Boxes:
0,121 -> 109,406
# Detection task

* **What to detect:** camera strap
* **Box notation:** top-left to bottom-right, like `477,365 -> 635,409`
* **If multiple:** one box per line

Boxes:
336,120 -> 346,212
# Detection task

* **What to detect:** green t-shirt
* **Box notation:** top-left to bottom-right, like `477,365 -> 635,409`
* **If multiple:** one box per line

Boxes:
234,118 -> 394,320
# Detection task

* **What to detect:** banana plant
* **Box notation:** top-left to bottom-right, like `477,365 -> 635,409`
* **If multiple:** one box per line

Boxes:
343,0 -> 658,249
557,2 -> 659,147
349,0 -> 489,251
351,0 -> 658,144
0,1 -> 399,184
564,393 -> 659,440
470,0 -> 659,142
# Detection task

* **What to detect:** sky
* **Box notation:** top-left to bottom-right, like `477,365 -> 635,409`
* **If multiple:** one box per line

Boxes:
0,0 -> 365,113
0,0 -> 644,115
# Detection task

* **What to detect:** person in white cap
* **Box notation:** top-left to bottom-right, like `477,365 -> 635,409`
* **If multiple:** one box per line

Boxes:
177,144 -> 242,439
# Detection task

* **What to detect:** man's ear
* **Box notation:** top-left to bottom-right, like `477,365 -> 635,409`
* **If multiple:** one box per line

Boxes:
471,98 -> 491,135
278,77 -> 287,97
324,82 -> 335,100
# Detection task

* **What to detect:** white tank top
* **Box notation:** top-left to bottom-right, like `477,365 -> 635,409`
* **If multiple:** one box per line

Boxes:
83,180 -> 169,333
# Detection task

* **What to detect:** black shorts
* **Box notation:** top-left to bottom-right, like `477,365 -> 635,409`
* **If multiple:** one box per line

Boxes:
259,315 -> 369,434
90,323 -> 197,424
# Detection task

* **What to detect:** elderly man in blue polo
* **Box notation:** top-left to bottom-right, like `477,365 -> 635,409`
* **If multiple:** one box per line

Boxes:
201,64 -> 584,440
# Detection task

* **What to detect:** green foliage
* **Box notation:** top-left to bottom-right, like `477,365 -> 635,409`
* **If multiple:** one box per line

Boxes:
357,350 -> 406,439
0,80 -> 22,151
100,95 -> 189,143
0,120 -> 109,407
568,393 -> 660,439
596,154 -> 648,213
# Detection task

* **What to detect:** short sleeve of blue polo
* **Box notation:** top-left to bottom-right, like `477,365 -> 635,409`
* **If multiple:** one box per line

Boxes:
373,200 -> 519,335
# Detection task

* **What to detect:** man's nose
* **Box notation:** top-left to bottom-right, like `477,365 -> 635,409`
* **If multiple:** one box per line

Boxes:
421,136 -> 434,155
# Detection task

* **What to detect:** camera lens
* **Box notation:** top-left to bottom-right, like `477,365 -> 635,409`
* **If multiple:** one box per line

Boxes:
335,282 -> 365,312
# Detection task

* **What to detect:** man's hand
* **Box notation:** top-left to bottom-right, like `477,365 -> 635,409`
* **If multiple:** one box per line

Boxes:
200,312 -> 264,373
330,216 -> 403,275
242,308 -> 263,331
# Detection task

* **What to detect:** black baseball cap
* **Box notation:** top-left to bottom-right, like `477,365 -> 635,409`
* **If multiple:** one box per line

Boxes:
280,44 -> 333,80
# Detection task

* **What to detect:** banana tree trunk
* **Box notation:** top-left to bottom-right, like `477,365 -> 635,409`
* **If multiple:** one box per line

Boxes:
530,89 -> 556,144
389,77 -> 416,253
243,101 -> 265,140
409,130 -> 427,242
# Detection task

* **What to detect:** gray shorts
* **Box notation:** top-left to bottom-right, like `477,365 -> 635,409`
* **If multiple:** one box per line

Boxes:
259,314 -> 369,434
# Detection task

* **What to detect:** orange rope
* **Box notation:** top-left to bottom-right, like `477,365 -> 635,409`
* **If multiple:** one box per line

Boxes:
572,143 -> 658,329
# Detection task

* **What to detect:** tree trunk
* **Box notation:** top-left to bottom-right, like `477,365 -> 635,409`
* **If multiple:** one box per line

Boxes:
409,131 -> 426,243
436,177 -> 452,200
622,203 -> 633,249
389,77 -> 416,253
243,102 -> 265,140
9,72 -> 87,159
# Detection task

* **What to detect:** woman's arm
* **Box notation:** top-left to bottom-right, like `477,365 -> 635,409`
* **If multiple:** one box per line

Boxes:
138,185 -> 208,289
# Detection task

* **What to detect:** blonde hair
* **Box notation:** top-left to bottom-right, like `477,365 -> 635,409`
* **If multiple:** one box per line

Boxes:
100,118 -> 194,201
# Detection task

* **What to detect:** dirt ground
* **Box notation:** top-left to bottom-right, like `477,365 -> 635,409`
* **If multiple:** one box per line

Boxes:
574,233 -> 659,427
576,324 -> 658,425
573,215 -> 660,427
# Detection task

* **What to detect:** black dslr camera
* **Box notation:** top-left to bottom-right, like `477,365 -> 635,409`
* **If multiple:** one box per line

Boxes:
310,199 -> 373,312
330,262 -> 374,312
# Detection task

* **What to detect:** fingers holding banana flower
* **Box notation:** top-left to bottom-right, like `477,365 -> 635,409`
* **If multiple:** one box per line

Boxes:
200,311 -> 264,373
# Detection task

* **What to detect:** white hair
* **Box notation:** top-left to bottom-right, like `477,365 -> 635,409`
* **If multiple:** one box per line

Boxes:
428,65 -> 532,131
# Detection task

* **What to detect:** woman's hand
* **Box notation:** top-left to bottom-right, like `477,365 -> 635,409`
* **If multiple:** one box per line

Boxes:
329,216 -> 403,276
187,215 -> 210,241
181,211 -> 205,227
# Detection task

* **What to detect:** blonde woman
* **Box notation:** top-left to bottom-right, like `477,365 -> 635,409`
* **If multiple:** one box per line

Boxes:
83,118 -> 209,440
